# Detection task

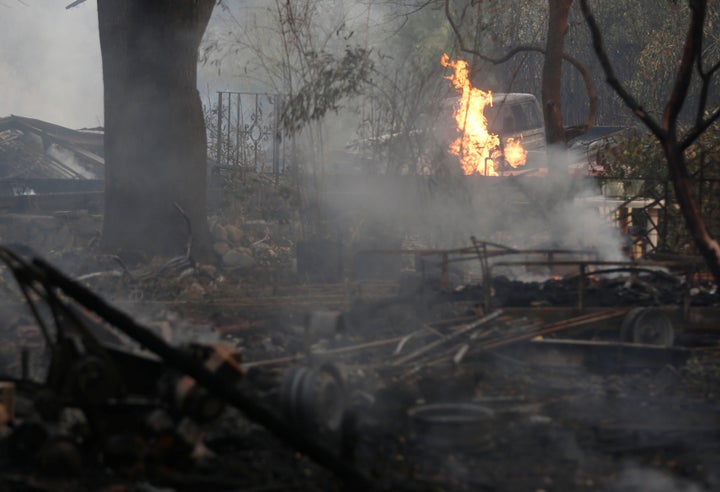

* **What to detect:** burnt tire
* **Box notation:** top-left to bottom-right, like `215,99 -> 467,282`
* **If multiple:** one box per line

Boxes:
620,307 -> 675,346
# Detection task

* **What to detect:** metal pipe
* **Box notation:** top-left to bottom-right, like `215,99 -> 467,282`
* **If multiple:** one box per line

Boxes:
216,92 -> 222,166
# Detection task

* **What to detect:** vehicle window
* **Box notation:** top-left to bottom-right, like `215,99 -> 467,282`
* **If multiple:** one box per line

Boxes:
511,105 -> 527,132
520,102 -> 542,131
486,105 -> 504,133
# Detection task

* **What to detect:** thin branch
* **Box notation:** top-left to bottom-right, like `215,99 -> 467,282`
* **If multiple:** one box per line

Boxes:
664,0 -> 706,134
694,52 -> 720,129
445,0 -> 597,137
682,106 -> 720,151
579,0 -> 666,141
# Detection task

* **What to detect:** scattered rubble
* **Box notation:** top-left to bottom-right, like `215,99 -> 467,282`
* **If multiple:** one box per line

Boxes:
0,138 -> 718,490
0,237 -> 718,491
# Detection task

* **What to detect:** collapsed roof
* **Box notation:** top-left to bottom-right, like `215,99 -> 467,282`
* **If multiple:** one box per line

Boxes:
0,115 -> 104,182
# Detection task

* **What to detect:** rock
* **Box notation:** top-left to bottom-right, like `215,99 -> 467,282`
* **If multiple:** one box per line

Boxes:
213,241 -> 231,256
251,242 -> 271,252
226,224 -> 244,245
243,220 -> 269,239
222,248 -> 255,270
211,223 -> 228,242
197,263 -> 218,277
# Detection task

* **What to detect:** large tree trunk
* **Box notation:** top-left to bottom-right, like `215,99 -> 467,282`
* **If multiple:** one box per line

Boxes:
542,0 -> 574,146
97,0 -> 214,259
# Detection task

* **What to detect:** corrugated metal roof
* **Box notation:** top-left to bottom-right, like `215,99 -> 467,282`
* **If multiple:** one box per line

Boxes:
0,115 -> 104,182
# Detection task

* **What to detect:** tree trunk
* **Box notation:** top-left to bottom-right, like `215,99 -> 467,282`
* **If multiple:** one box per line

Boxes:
542,0 -> 574,146
97,0 -> 214,259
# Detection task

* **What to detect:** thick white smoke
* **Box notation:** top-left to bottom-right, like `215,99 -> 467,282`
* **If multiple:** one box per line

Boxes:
0,0 -> 102,128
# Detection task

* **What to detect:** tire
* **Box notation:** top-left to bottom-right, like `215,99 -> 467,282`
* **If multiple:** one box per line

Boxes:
619,307 -> 674,346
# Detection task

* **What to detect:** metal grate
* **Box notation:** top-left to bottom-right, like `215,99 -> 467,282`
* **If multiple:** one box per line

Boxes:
213,92 -> 286,181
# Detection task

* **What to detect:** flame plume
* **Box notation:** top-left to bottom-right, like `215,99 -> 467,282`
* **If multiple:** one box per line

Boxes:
440,53 -> 527,175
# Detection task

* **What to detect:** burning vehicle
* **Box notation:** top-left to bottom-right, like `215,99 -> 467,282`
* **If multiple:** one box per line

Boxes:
437,54 -> 545,176
343,55 -> 547,177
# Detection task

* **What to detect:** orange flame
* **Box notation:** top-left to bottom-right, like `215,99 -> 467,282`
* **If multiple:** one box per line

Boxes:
440,54 -> 527,175
504,137 -> 528,168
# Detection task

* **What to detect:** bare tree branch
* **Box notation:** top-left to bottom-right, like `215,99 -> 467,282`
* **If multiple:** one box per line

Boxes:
682,106 -> 720,150
445,0 -> 596,140
664,0 -> 706,133
581,0 -> 720,283
693,38 -> 720,130
579,0 -> 665,141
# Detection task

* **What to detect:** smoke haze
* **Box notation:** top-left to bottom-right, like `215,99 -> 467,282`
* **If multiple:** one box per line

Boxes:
0,0 -> 102,128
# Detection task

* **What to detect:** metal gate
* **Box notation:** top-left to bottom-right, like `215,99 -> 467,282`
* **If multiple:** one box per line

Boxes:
213,92 -> 286,180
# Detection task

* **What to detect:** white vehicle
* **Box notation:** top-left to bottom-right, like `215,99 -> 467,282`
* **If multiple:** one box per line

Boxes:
485,93 -> 546,155
433,92 -> 547,174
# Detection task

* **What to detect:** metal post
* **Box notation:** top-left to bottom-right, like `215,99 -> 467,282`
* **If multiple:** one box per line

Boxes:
226,95 -> 232,168
273,94 -> 282,184
235,93 -> 241,168
216,92 -> 223,166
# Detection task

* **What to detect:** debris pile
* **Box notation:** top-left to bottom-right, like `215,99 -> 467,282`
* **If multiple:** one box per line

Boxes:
0,238 -> 718,490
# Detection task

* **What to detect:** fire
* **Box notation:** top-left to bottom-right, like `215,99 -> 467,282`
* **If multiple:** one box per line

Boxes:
504,137 -> 528,168
440,54 -> 527,175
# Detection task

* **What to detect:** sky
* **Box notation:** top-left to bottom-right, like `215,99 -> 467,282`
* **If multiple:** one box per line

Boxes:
0,1 -> 238,129
0,0 -> 103,128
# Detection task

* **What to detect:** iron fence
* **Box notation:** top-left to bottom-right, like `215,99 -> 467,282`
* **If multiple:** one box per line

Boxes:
212,92 -> 287,181
601,177 -> 720,259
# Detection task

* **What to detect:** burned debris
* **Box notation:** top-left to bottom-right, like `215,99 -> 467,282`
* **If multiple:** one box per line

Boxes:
0,110 -> 718,490
4,2 -> 720,489
0,116 -> 104,212
0,234 -> 717,490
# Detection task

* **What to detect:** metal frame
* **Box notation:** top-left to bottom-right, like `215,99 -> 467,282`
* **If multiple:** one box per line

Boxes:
214,91 -> 285,182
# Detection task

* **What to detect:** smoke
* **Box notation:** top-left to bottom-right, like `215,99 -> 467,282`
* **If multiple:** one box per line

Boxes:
531,145 -> 626,261
316,144 -> 625,279
0,0 -> 102,128
198,3 -> 625,271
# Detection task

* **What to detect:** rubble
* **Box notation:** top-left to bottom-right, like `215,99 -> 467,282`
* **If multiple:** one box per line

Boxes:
0,231 -> 718,491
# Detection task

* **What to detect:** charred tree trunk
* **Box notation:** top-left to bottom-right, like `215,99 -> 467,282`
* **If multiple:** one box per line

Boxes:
97,0 -> 214,259
542,0 -> 574,146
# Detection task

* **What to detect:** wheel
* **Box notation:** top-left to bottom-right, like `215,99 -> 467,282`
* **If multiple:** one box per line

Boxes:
619,308 -> 674,346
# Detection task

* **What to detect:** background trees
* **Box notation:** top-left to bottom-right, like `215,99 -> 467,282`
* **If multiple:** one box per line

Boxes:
91,0 -> 720,272
581,0 -> 720,282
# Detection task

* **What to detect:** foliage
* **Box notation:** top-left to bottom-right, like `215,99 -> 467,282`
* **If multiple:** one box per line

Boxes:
597,133 -> 666,180
351,3 -> 454,174
280,47 -> 373,134
598,127 -> 720,253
